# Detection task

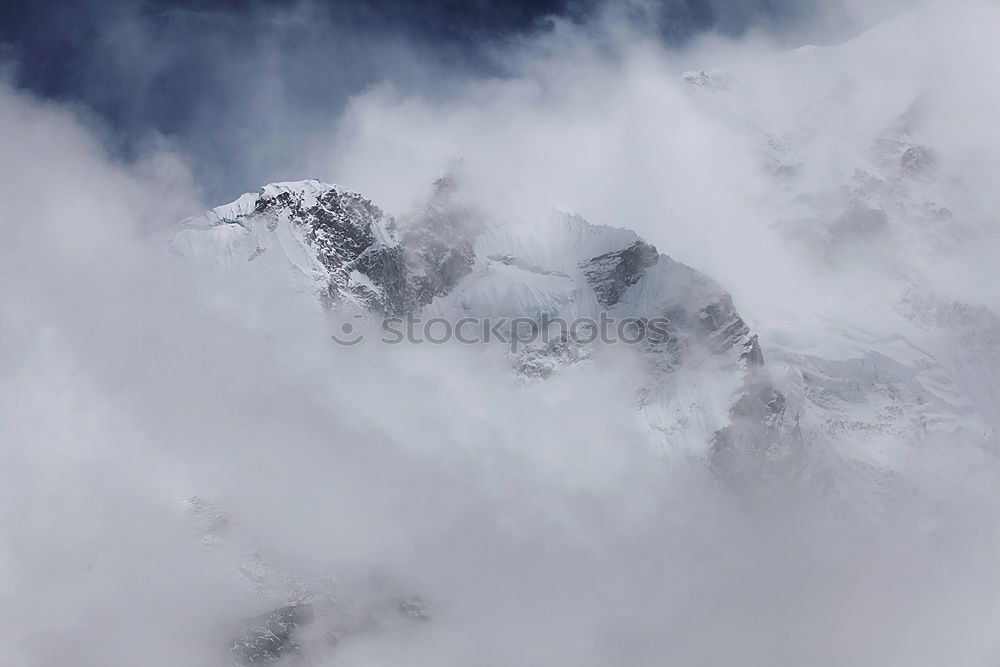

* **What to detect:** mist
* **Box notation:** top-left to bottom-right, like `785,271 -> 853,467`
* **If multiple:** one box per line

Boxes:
3,0 -> 1000,664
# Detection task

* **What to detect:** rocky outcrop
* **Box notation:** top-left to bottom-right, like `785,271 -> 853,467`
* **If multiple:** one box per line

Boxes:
171,180 -> 407,314
233,603 -> 317,665
580,240 -> 659,307
399,175 -> 481,309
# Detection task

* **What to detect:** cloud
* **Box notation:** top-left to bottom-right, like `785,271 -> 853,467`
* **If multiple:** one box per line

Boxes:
0,0 -> 895,203
3,1 -> 1000,665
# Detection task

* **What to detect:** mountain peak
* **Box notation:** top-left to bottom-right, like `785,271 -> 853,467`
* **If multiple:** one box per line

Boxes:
172,177 -> 783,460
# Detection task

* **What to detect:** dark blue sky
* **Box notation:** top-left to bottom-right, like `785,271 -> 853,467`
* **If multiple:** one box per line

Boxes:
0,0 -> 816,200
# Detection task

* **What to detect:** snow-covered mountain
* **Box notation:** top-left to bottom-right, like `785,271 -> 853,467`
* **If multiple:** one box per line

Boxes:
174,165 -> 997,662
679,12 -> 1000,470
171,137 -> 1000,478
173,175 -> 795,662
164,10 -> 1000,662
172,176 -> 784,466
171,180 -> 406,313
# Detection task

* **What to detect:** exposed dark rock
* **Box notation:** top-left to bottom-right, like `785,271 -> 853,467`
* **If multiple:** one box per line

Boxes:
352,244 -> 408,315
696,295 -> 763,366
248,184 -> 410,314
400,175 -> 482,309
232,603 -> 316,665
580,241 -> 660,307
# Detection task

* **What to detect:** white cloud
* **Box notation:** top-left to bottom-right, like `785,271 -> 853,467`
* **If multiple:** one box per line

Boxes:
3,2 -> 1000,664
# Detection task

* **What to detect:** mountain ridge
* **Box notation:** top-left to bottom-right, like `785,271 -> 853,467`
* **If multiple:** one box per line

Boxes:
171,177 -> 785,464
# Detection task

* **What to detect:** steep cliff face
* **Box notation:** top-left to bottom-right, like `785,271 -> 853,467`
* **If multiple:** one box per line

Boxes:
581,241 -> 660,308
399,175 -> 482,309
